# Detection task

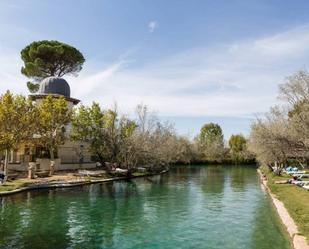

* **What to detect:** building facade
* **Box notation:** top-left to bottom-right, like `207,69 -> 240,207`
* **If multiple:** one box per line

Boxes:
8,77 -> 96,172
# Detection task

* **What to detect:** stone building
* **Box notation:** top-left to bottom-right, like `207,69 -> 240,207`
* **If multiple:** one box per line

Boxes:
8,77 -> 96,172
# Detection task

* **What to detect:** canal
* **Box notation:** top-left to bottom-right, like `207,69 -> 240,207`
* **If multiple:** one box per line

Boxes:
0,165 -> 291,249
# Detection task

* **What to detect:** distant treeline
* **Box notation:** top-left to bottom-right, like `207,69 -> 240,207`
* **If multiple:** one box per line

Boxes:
0,91 -> 255,175
71,103 -> 256,171
0,39 -> 255,175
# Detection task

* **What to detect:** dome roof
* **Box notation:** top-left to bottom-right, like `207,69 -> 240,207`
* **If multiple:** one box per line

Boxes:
38,77 -> 70,97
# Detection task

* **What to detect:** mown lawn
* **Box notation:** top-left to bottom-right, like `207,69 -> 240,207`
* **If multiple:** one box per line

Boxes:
260,165 -> 309,242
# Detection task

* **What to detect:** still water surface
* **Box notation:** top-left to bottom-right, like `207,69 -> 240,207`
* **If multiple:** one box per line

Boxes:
0,166 -> 290,249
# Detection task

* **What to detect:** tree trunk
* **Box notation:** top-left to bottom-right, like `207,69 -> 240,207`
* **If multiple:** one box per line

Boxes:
49,148 -> 55,176
29,146 -> 35,162
28,162 -> 35,179
126,167 -> 132,178
4,149 -> 9,177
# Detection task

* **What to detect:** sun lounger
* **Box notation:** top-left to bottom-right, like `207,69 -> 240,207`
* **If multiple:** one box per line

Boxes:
300,182 -> 309,189
115,168 -> 128,173
77,170 -> 105,177
293,173 -> 309,178
303,184 -> 309,190
285,170 -> 306,175
292,180 -> 309,186
283,166 -> 306,175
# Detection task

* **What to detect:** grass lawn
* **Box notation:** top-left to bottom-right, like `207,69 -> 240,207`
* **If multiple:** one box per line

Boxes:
0,173 -> 96,193
0,179 -> 33,192
0,170 -> 150,193
260,165 -> 309,242
132,172 -> 147,177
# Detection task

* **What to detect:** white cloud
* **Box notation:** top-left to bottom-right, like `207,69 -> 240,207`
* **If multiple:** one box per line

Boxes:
0,47 -> 28,94
148,21 -> 158,33
65,24 -> 309,118
2,24 -> 309,121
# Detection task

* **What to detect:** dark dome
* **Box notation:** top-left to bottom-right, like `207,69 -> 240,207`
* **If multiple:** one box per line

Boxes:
38,77 -> 70,97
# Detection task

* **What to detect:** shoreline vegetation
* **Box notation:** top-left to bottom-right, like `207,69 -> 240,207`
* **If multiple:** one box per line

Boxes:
0,168 -> 169,196
259,165 -> 309,248
248,71 -> 309,174
248,70 -> 309,248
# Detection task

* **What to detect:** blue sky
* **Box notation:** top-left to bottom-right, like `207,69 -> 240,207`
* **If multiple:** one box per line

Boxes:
1,0 -> 309,139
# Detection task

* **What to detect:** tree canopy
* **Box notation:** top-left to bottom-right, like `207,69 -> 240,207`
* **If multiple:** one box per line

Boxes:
21,40 -> 85,92
249,70 -> 309,173
71,103 -> 193,173
229,134 -> 246,153
34,95 -> 72,165
200,123 -> 223,142
198,123 -> 225,162
228,134 -> 253,163
0,91 -> 37,174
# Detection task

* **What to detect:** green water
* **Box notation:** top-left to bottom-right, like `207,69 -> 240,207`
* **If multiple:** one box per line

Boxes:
0,166 -> 291,249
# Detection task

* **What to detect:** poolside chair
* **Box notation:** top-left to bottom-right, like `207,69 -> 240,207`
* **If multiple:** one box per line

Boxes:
293,173 -> 309,179
302,183 -> 309,190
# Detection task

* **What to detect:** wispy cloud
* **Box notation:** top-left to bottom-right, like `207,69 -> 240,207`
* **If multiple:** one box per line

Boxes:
148,21 -> 158,33
67,24 -> 309,118
71,59 -> 128,98
2,24 -> 309,121
0,47 -> 28,94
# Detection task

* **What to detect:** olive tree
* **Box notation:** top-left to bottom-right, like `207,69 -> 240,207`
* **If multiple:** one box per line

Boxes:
279,70 -> 309,166
248,70 -> 309,173
279,70 -> 309,107
248,107 -> 302,174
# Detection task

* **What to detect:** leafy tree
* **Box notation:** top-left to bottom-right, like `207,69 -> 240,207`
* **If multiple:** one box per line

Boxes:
71,103 -> 112,165
116,117 -> 138,171
228,134 -> 249,163
21,40 -> 85,92
0,91 -> 36,175
34,95 -> 72,174
71,103 -> 139,172
279,70 -> 309,107
288,99 -> 308,118
198,123 -> 225,162
200,123 -> 223,142
249,70 -> 309,173
72,103 -> 187,173
133,104 -> 186,168
248,107 -> 304,174
229,134 -> 246,153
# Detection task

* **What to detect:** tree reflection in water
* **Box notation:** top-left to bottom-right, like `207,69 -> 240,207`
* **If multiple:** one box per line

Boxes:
0,166 -> 290,249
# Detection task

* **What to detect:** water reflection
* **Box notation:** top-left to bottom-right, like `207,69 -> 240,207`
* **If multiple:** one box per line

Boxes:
200,166 -> 225,194
250,192 -> 291,249
0,165 -> 290,249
